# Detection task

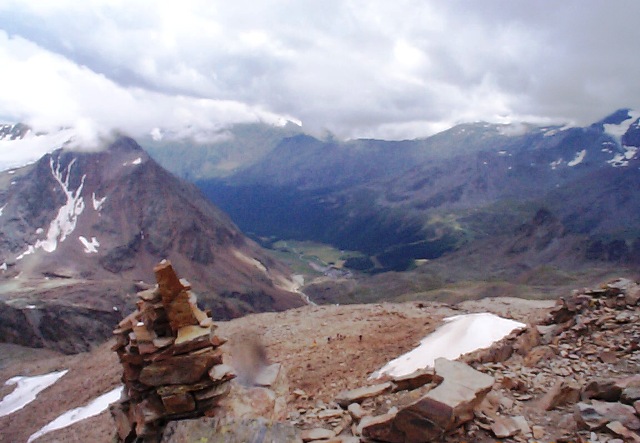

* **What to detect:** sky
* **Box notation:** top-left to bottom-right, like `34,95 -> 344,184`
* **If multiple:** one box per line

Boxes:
1,0 -> 640,144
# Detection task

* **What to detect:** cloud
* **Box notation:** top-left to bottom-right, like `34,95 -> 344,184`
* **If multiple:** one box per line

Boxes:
1,0 -> 640,141
0,30 -> 291,149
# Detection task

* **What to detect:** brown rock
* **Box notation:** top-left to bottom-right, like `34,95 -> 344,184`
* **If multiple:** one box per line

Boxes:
625,286 -> 640,306
622,385 -> 640,404
359,411 -> 401,443
209,334 -> 227,347
607,421 -> 640,442
335,382 -> 392,408
347,403 -> 366,420
531,425 -> 545,439
514,326 -> 540,356
300,427 -> 336,442
147,335 -> 214,361
133,322 -> 156,342
193,381 -> 231,401
154,260 -> 188,303
524,345 -> 556,367
209,364 -> 236,383
175,325 -> 211,345
138,287 -> 160,302
392,359 -> 494,442
575,400 -> 640,431
132,394 -> 165,429
152,337 -> 175,349
391,368 -> 439,392
155,380 -> 215,397
582,379 -> 623,402
110,403 -> 133,441
165,290 -> 199,332
599,350 -> 618,364
139,349 -> 222,386
539,378 -> 581,410
161,392 -> 196,415
491,416 -> 520,438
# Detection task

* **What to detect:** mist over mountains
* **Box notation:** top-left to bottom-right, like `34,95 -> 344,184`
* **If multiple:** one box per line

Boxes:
145,109 -> 640,275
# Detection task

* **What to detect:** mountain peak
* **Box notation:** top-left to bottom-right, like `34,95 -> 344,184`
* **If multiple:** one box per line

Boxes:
105,135 -> 144,153
594,108 -> 634,126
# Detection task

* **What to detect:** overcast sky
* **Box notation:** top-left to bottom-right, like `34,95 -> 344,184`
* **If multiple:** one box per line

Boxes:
1,0 -> 639,143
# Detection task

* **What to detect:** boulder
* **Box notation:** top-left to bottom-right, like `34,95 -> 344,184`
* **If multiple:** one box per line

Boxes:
362,359 -> 494,442
360,410 -> 401,443
491,416 -> 520,438
538,378 -> 581,410
575,400 -> 640,431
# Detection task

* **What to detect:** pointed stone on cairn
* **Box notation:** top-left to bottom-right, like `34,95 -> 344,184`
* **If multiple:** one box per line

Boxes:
110,260 -> 234,442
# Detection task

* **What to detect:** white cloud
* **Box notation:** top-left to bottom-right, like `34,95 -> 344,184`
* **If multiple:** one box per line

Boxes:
0,0 -> 640,141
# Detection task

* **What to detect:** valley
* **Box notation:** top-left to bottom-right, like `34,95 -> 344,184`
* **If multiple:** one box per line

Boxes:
1,110 -> 640,442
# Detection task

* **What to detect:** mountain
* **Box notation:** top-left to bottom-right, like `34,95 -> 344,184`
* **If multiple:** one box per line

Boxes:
195,110 -> 640,276
0,134 -> 306,352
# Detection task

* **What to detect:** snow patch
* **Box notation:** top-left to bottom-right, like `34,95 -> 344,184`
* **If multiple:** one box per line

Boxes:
27,386 -> 123,443
608,146 -> 639,167
550,158 -> 563,170
568,149 -> 586,167
78,236 -> 100,253
16,245 -> 35,261
17,157 -> 86,260
604,111 -> 640,143
122,157 -> 143,166
232,250 -> 267,273
371,313 -> 525,379
0,262 -> 6,271
543,124 -> 574,137
0,204 -> 5,216
0,370 -> 68,417
92,192 -> 107,211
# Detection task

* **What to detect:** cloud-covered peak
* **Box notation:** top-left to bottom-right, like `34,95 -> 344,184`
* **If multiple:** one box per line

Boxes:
1,1 -> 640,141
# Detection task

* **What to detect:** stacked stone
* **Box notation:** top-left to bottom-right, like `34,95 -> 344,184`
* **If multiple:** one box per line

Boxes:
110,260 -> 235,442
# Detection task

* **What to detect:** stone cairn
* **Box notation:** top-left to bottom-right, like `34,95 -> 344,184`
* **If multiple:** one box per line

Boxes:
110,260 -> 235,442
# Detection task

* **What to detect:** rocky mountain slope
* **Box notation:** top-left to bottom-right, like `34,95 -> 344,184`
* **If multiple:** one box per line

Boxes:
0,133 -> 306,352
196,110 -> 640,277
1,277 -> 639,442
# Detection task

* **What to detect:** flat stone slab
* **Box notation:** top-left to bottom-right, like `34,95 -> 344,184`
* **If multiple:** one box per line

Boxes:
335,382 -> 392,408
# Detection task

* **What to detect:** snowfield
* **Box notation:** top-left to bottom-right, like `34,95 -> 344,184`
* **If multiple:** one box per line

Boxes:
27,386 -> 123,443
0,370 -> 68,418
371,312 -> 525,379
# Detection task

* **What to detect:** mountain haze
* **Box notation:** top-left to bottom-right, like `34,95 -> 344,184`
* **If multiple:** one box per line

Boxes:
193,110 -> 640,275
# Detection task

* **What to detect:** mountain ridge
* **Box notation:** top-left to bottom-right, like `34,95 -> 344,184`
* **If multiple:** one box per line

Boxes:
0,135 -> 307,352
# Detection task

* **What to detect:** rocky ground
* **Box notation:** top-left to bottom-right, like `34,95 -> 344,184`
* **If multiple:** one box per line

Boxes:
1,278 -> 639,442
